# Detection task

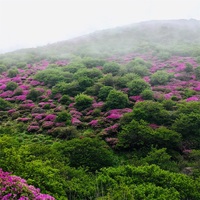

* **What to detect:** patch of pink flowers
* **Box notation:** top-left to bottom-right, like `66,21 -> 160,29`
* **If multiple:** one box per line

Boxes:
149,123 -> 160,129
71,117 -> 82,126
44,114 -> 56,121
42,121 -> 54,129
105,108 -> 132,120
92,101 -> 104,108
129,95 -> 143,102
0,168 -> 55,200
186,96 -> 199,102
88,119 -> 99,127
104,124 -> 119,134
17,118 -> 31,122
27,125 -> 40,132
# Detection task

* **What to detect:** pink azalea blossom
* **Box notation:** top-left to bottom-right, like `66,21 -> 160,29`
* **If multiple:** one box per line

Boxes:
71,118 -> 82,126
88,119 -> 99,127
186,96 -> 199,102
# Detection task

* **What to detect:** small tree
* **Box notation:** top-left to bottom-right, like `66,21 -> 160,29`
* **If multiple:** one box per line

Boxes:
7,68 -> 19,78
141,89 -> 154,100
6,81 -> 18,91
0,64 -> 6,74
127,79 -> 150,96
59,95 -> 72,105
102,62 -> 121,76
63,137 -> 116,172
27,89 -> 42,102
185,63 -> 193,73
75,93 -> 93,111
78,76 -> 94,92
194,66 -> 200,80
125,59 -> 149,76
117,119 -> 153,149
172,113 -> 200,144
106,89 -> 129,109
132,100 -> 170,125
16,62 -> 27,69
150,70 -> 173,85
81,57 -> 105,68
0,98 -> 12,111
56,111 -> 71,125
98,86 -> 114,101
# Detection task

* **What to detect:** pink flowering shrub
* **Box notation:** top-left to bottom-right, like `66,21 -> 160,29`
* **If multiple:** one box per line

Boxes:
105,108 -> 132,121
8,109 -> 16,115
186,96 -> 199,102
129,95 -> 143,102
15,95 -> 27,101
44,114 -> 56,122
19,103 -> 35,110
0,84 -> 6,90
19,85 -> 29,90
0,168 -> 55,200
71,117 -> 82,126
106,113 -> 122,120
105,137 -> 119,148
0,91 -> 14,98
17,118 -> 31,122
149,123 -> 160,129
55,60 -> 68,66
33,114 -> 46,121
42,121 -> 54,129
92,101 -> 104,108
27,125 -> 40,132
88,119 -> 99,127
70,109 -> 82,119
29,80 -> 41,86
46,89 -> 52,97
104,124 -> 119,134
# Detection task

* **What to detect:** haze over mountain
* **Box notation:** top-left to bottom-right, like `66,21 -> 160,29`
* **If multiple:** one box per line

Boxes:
1,19 -> 200,61
1,0 -> 200,54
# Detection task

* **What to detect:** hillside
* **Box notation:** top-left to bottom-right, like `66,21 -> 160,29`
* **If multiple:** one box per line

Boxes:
1,19 -> 200,199
1,19 -> 200,60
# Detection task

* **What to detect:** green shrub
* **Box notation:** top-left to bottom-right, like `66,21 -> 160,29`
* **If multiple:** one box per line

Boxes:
106,89 -> 129,109
0,98 -> 12,111
6,81 -> 18,91
75,94 -> 93,111
98,86 -> 114,101
7,68 -> 19,78
150,70 -> 173,85
127,79 -> 150,96
102,62 -> 121,76
56,111 -> 71,124
62,137 -> 116,172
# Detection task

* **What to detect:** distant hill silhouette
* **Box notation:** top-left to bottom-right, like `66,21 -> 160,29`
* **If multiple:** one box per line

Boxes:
1,19 -> 200,59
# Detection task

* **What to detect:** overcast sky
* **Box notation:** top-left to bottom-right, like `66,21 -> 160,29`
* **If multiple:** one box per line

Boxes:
0,0 -> 200,53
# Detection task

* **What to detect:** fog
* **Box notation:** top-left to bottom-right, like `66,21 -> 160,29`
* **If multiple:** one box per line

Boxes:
0,0 -> 200,53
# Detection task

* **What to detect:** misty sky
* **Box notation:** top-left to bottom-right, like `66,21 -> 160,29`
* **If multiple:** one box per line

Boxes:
0,0 -> 200,53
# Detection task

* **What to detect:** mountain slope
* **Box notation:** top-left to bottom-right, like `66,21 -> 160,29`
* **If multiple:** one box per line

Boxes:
1,19 -> 200,61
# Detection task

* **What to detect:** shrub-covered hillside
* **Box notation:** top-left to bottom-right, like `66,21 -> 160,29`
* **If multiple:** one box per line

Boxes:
1,20 -> 200,199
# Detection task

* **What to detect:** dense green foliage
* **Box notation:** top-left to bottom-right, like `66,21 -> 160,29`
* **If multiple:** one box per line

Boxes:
6,81 -> 18,91
151,70 -> 173,85
125,58 -> 150,76
0,98 -> 12,110
102,62 -> 121,75
106,89 -> 129,109
127,79 -> 150,95
7,68 -> 19,78
75,93 -> 93,111
0,64 -> 6,73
